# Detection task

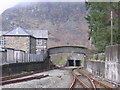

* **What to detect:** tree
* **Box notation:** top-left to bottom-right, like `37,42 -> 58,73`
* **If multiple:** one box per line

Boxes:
85,2 -> 120,52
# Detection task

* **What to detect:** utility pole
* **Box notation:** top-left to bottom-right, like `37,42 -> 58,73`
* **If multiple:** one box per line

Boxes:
111,10 -> 113,45
110,0 -> 113,46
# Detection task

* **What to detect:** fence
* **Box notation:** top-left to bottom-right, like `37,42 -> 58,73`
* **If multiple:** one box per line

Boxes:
0,47 -> 48,65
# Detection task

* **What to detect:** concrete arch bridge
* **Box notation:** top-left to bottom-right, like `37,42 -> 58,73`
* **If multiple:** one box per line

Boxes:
47,46 -> 88,67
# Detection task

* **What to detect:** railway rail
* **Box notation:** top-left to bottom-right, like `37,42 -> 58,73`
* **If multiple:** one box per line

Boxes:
1,67 -> 61,85
1,75 -> 49,85
69,69 -> 95,90
1,66 -> 63,82
69,68 -> 113,89
77,69 -> 113,89
1,67 -> 115,89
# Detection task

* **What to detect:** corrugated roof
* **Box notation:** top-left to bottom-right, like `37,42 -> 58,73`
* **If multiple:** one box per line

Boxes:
26,30 -> 48,39
4,27 -> 31,36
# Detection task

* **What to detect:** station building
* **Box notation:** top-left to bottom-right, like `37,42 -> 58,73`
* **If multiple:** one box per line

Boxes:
0,27 -> 48,54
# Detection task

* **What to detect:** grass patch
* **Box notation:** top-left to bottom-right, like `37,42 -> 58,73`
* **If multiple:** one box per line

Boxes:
52,57 -> 67,66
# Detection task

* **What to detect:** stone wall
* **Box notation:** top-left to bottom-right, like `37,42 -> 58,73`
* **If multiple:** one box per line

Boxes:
4,36 -> 36,54
4,36 -> 29,53
105,45 -> 120,83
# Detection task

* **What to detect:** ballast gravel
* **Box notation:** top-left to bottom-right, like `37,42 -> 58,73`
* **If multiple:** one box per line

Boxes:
1,69 -> 73,88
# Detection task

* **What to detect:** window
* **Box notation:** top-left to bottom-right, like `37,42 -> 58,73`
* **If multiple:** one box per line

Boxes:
37,39 -> 42,45
0,36 -> 4,45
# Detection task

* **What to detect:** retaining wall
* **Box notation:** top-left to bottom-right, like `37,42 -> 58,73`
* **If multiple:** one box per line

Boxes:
86,60 -> 105,77
1,56 -> 50,77
105,45 -> 120,83
86,45 -> 120,84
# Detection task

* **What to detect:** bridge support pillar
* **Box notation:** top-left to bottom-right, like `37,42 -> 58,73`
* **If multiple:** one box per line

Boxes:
74,60 -> 76,66
84,55 -> 88,69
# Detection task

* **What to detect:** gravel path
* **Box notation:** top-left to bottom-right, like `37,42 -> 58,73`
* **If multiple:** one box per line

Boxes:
1,69 -> 72,88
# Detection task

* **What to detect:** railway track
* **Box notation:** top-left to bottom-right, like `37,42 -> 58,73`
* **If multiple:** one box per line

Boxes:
69,69 -> 95,90
1,67 -> 115,89
1,68 -> 61,85
1,75 -> 49,85
77,69 -> 113,89
1,66 -> 62,82
69,68 -> 113,89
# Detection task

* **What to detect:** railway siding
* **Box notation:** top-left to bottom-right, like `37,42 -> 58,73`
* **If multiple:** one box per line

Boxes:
1,69 -> 72,88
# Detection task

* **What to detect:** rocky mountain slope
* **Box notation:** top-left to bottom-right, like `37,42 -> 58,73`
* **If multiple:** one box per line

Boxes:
1,2 -> 91,48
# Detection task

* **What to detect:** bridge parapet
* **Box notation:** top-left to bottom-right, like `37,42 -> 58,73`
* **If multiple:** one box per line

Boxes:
47,46 -> 88,55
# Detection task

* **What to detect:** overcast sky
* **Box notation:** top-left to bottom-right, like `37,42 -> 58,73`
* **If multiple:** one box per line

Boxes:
0,0 -> 119,14
0,0 -> 86,14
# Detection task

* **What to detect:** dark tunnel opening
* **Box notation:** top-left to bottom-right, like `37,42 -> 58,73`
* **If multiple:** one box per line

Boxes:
68,60 -> 74,66
76,60 -> 81,66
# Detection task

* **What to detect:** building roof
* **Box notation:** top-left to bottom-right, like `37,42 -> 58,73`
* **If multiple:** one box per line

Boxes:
4,27 -> 31,36
1,27 -> 48,39
26,30 -> 48,39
